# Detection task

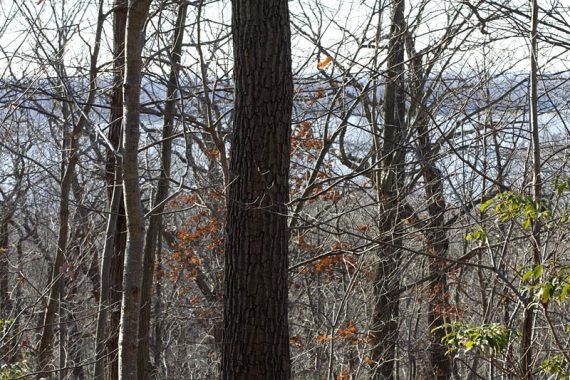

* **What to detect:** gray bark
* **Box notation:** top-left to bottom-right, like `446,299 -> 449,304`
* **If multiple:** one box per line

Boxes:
370,0 -> 406,378
117,0 -> 152,378
94,161 -> 123,379
137,2 -> 187,377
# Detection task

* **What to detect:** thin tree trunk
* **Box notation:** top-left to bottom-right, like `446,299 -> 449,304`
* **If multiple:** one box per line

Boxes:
0,220 -> 10,319
221,0 -> 293,377
36,2 -> 104,375
423,167 -> 452,379
137,2 -> 187,377
152,232 -> 163,376
71,177 -> 100,304
521,0 -> 540,377
0,169 -> 22,322
58,179 -> 91,380
95,161 -> 123,379
370,0 -> 406,378
106,2 -> 128,378
117,0 -> 152,378
407,32 -> 453,380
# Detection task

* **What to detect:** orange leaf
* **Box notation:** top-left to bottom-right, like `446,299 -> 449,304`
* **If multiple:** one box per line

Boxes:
317,56 -> 333,69
316,334 -> 332,343
189,256 -> 201,266
338,320 -> 358,337
289,335 -> 305,349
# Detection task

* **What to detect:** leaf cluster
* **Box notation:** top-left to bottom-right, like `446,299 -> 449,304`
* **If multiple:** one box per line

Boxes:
541,355 -> 570,379
480,191 -> 551,229
436,322 -> 515,356
522,264 -> 570,305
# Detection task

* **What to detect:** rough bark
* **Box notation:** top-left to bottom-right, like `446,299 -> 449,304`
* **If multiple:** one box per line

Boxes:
117,0 -> 152,378
221,0 -> 293,377
370,0 -> 406,378
137,2 -> 187,377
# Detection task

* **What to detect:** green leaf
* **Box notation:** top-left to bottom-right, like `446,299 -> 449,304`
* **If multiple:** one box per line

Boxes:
534,265 -> 543,280
522,218 -> 531,229
561,285 -> 570,302
522,269 -> 534,283
480,198 -> 493,213
542,283 -> 554,304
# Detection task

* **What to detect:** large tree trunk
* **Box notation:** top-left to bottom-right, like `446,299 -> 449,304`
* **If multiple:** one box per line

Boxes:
137,2 -> 187,377
370,0 -> 406,378
117,0 -> 152,378
221,0 -> 293,377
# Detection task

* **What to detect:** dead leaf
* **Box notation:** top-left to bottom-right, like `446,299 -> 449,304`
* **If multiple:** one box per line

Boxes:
317,56 -> 333,69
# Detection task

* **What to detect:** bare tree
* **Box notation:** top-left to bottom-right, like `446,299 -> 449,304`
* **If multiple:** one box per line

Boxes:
520,0 -> 540,377
117,0 -> 153,377
137,1 -> 188,377
106,1 -> 128,377
36,1 -> 105,375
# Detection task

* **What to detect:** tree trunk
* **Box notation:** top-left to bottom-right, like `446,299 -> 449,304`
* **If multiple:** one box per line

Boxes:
36,2 -> 104,374
94,162 -> 123,379
137,2 -> 187,377
117,0 -> 152,378
106,2 -> 128,378
370,0 -> 406,378
221,0 -> 293,377
153,233 -> 163,376
521,0 -> 540,377
407,32 -> 453,379
0,220 -> 10,319
423,167 -> 452,379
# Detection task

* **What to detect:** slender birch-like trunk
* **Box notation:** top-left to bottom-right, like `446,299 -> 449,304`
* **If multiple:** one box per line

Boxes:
117,0 -> 152,377
521,0 -> 540,378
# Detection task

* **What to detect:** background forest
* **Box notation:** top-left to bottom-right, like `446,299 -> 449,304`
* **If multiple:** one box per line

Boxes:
1,0 -> 570,379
